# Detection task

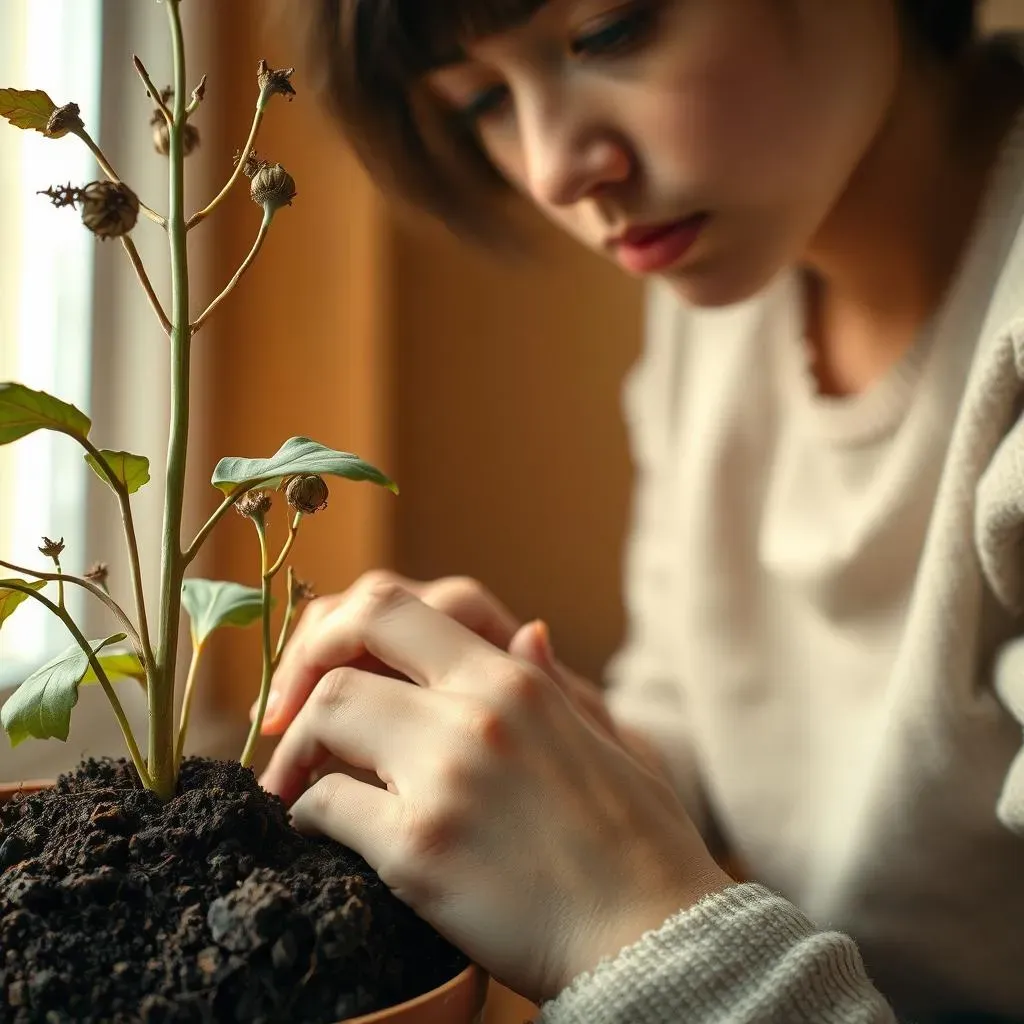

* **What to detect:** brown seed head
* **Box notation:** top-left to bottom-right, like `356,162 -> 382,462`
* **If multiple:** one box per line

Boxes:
236,490 -> 273,520
84,562 -> 109,587
257,60 -> 296,103
250,163 -> 296,212
44,102 -> 84,139
39,537 -> 65,560
285,475 -> 329,516
290,576 -> 317,603
234,149 -> 269,180
80,181 -> 139,240
153,120 -> 200,157
38,183 -> 86,209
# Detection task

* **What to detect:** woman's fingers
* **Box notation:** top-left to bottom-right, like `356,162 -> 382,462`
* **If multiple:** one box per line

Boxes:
260,571 -> 521,734
260,664 -> 431,806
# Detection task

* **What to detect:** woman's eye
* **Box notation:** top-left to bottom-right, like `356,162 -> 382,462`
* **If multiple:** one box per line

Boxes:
456,84 -> 511,125
570,5 -> 655,58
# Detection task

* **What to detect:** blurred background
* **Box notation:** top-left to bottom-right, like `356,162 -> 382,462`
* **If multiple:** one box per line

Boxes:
2,0 -> 1024,786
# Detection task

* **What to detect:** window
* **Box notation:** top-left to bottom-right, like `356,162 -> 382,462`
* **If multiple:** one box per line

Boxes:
0,0 -> 103,684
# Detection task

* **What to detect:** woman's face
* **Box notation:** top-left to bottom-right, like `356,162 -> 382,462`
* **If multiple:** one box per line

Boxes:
428,0 -> 903,306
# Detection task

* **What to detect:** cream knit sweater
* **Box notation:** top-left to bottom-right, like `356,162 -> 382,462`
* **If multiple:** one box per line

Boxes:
540,114 -> 1024,1024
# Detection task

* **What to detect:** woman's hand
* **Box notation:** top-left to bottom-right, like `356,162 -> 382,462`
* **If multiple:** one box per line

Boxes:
259,577 -> 732,1004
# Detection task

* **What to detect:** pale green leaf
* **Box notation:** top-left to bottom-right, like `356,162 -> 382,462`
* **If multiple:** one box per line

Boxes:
0,382 -> 91,445
0,88 -> 56,132
1,634 -> 127,746
181,579 -> 267,646
0,579 -> 47,629
85,450 -> 151,495
211,436 -> 398,496
81,652 -> 146,689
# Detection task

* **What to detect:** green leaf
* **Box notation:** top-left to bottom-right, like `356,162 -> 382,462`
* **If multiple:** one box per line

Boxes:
81,652 -> 146,689
0,579 -> 47,629
0,382 -> 91,446
85,450 -> 151,495
0,88 -> 56,132
181,579 -> 267,646
1,634 -> 126,747
211,437 -> 398,496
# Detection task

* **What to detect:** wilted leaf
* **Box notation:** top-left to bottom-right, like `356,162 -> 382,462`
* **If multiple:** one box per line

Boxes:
0,382 -> 91,445
82,651 -> 146,689
1,634 -> 126,746
85,450 -> 151,494
181,579 -> 267,646
0,88 -> 56,132
0,579 -> 47,629
211,437 -> 397,495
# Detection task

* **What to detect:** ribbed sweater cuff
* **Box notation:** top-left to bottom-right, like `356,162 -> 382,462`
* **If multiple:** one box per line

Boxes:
537,883 -> 896,1024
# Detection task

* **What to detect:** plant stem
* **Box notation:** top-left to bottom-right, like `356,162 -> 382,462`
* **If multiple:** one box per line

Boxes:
174,639 -> 203,773
185,74 -> 207,119
78,438 -> 156,674
183,491 -> 240,567
0,558 -> 145,661
240,519 -> 274,768
121,237 -> 172,335
74,128 -> 165,227
267,512 -> 302,578
187,102 -> 265,229
150,0 -> 191,802
132,55 -> 172,124
53,556 -> 65,610
190,210 -> 272,335
272,566 -> 299,669
6,582 -> 151,788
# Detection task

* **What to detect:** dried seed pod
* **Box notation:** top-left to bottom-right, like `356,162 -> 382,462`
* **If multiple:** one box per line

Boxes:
38,537 -> 65,560
152,120 -> 200,157
290,576 -> 317,603
250,163 -> 296,212
80,181 -> 139,240
285,475 -> 328,516
83,562 -> 110,587
44,102 -> 84,139
236,491 -> 273,520
257,60 -> 296,103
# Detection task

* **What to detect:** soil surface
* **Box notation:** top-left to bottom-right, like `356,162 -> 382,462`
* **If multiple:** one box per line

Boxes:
0,758 -> 467,1023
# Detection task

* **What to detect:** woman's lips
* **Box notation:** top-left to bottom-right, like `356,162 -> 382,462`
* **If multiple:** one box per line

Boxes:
611,213 -> 709,274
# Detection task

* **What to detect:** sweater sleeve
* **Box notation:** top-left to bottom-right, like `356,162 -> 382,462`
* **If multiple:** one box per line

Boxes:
603,283 -> 705,824
537,884 -> 898,1024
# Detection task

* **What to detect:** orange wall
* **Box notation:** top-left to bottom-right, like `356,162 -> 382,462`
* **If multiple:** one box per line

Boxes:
197,3 -> 643,721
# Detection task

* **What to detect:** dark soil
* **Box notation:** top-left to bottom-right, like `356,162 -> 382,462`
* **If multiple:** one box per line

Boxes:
0,758 -> 468,1023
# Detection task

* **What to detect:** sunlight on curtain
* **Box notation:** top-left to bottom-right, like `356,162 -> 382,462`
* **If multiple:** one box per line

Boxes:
0,0 -> 102,684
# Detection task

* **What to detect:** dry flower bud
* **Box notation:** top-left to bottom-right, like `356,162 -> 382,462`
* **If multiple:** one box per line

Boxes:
250,163 -> 296,212
291,576 -> 317,603
152,120 -> 200,157
236,490 -> 273,520
44,102 -> 84,139
257,60 -> 296,103
234,149 -> 268,180
285,475 -> 329,516
39,537 -> 65,560
80,181 -> 139,240
38,183 -> 86,209
84,562 -> 109,587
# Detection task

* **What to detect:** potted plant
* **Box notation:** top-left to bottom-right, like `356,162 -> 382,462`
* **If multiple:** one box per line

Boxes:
0,2 -> 488,1021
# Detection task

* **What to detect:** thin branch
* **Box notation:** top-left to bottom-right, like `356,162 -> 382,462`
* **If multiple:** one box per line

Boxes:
5,582 -> 151,789
74,128 -> 165,227
133,55 -> 172,124
174,640 -> 203,773
121,237 -> 172,336
183,490 -> 240,567
0,558 -> 145,664
240,519 -> 274,768
76,438 -> 157,677
272,567 -> 299,670
187,102 -> 265,229
191,211 -> 273,335
266,512 -> 302,579
185,74 -> 207,119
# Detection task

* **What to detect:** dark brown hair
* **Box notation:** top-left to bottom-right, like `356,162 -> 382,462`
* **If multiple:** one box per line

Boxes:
304,0 -> 979,240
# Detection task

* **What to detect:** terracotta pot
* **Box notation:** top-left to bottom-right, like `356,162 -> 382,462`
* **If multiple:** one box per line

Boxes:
0,781 -> 489,1024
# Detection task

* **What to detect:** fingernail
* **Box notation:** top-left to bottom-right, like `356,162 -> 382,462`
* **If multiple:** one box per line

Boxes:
534,620 -> 555,662
258,690 -> 281,732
